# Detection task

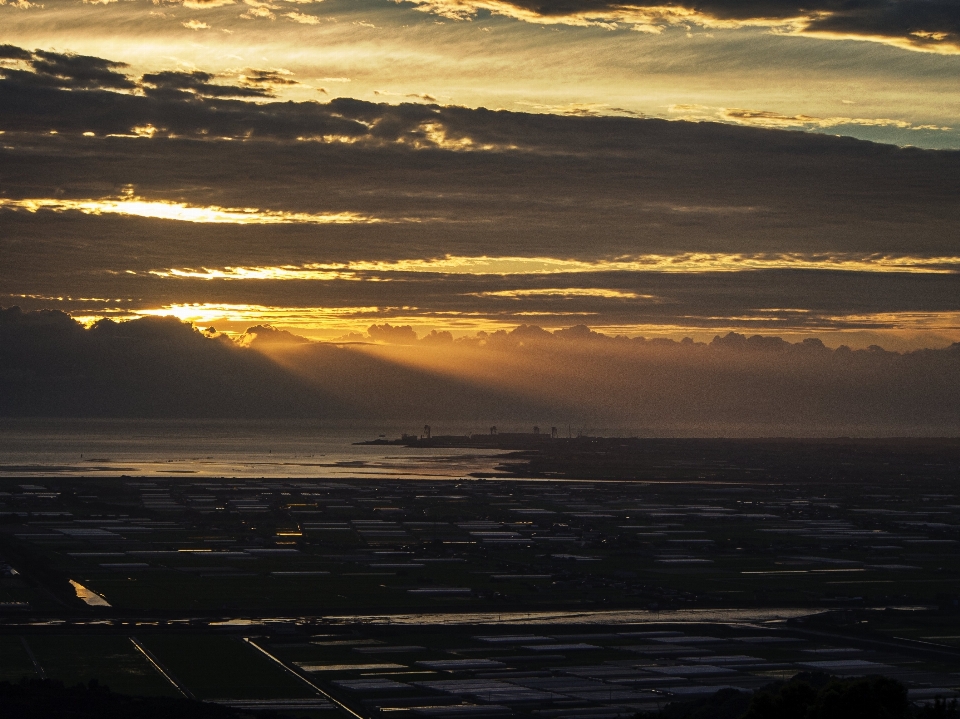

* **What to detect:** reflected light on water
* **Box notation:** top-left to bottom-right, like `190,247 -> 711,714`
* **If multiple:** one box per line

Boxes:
69,580 -> 111,607
324,607 -> 828,625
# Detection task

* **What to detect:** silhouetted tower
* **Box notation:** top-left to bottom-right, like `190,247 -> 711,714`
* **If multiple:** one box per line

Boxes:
490,426 -> 497,435
533,426 -> 540,435
551,426 -> 557,439
423,424 -> 431,439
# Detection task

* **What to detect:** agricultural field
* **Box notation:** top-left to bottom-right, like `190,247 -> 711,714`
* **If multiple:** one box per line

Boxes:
0,439 -> 957,716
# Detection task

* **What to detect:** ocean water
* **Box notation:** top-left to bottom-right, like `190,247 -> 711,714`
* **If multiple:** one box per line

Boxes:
0,419 -> 509,478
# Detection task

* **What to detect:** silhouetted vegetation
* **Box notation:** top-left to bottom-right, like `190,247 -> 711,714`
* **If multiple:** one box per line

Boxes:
655,687 -> 753,719
644,674 -> 960,719
919,698 -> 960,719
742,674 -> 909,719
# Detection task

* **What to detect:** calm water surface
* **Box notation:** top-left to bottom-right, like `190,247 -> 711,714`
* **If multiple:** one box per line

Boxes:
0,419 -> 509,478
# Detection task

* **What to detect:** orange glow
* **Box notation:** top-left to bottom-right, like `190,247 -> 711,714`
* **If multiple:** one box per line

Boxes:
146,254 -> 960,279
0,196 -> 383,225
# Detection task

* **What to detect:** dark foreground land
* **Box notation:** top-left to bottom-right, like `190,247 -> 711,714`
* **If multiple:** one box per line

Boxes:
0,438 -> 958,717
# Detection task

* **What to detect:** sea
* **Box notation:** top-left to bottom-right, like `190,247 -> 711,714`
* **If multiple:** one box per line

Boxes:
0,419 -> 511,479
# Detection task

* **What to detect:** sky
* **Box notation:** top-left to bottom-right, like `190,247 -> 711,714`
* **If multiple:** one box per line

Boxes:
2,0 -> 960,351
5,310 -> 960,433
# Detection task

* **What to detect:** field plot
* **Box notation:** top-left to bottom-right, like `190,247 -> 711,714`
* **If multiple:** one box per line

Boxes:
25,635 -> 178,696
0,440 -> 958,715
7,445 -> 959,614
138,634 -> 317,701
1,443 -> 958,616
254,621 -> 960,718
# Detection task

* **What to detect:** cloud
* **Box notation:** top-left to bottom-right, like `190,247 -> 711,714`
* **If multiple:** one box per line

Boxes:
141,69 -> 273,98
239,68 -> 299,86
720,107 -> 950,131
4,307 -> 960,433
131,304 -> 386,330
31,50 -> 131,88
145,255 -> 960,280
283,10 -> 320,23
240,0 -> 276,19
0,307 -> 345,418
0,45 -> 32,61
3,47 -> 948,155
236,323 -> 311,346
0,48 -> 135,90
397,0 -> 960,53
2,43 -> 960,349
367,323 -> 420,344
669,104 -> 951,132
182,19 -> 210,29
518,101 -> 617,117
472,288 -> 650,299
0,195 -> 386,224
155,0 -> 236,8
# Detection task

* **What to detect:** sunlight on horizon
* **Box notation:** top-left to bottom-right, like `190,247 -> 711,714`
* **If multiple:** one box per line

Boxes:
0,197 -> 385,225
61,303 -> 959,351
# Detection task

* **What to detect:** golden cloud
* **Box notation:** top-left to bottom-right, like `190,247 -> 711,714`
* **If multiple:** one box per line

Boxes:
144,254 -> 960,281
0,196 -> 384,225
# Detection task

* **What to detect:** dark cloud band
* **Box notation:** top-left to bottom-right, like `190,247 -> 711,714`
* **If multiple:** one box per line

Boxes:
402,0 -> 960,52
0,47 -> 134,90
